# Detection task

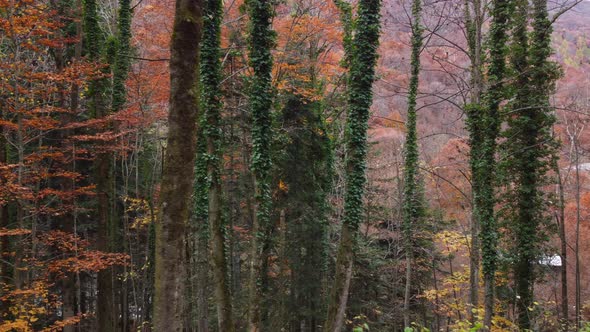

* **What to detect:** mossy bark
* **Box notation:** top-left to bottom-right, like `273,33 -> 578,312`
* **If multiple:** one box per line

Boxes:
153,1 -> 203,331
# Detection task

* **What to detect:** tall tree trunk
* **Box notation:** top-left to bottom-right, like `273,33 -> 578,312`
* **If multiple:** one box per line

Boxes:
401,0 -> 423,326
246,0 -> 275,330
0,125 -> 11,321
96,146 -> 116,332
511,3 -> 534,321
464,0 -> 483,323
471,0 -> 509,327
324,0 -> 382,330
404,253 -> 412,328
112,1 -> 133,327
153,0 -> 203,330
0,134 -> 9,286
554,157 -> 569,331
326,226 -> 355,332
508,0 -> 558,327
574,134 -> 581,331
193,128 -> 210,332
83,0 -> 117,329
200,0 -> 235,330
195,234 -> 210,332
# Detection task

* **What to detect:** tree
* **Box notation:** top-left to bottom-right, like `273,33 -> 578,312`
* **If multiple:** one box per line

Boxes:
200,0 -> 235,330
153,0 -> 202,330
112,0 -> 132,113
463,0 -> 484,323
82,0 -> 118,329
465,0 -> 509,326
274,96 -> 333,331
500,0 -> 559,327
192,125 -> 210,332
401,0 -> 425,327
0,1 -> 126,329
246,0 -> 276,330
324,0 -> 382,330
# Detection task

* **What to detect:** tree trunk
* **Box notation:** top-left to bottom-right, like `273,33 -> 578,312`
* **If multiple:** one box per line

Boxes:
325,1 -> 381,330
96,151 -> 116,332
246,0 -> 275,330
477,0 -> 509,326
0,133 -> 9,285
153,0 -> 203,330
574,134 -> 581,331
209,180 -> 234,332
82,0 -> 117,329
401,0 -> 423,326
0,125 -> 12,327
195,233 -> 210,332
464,0 -> 483,320
555,158 -> 569,330
404,253 -> 412,328
201,0 -> 235,329
325,224 -> 355,332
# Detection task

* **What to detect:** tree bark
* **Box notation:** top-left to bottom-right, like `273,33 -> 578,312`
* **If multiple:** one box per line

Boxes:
0,133 -> 9,286
574,134 -> 581,331
153,0 -> 203,330
325,224 -> 355,332
554,158 -> 569,330
464,0 -> 483,321
195,233 -> 210,332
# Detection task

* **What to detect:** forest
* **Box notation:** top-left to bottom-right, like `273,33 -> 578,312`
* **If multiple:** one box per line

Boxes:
0,0 -> 589,331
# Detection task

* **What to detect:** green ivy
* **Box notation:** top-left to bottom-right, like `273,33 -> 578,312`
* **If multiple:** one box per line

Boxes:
402,0 -> 425,247
111,0 -> 132,112
247,0 -> 275,234
499,0 -> 560,327
342,0 -> 382,231
246,0 -> 276,328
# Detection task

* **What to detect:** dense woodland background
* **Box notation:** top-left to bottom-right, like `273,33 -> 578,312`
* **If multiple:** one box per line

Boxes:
0,0 -> 590,331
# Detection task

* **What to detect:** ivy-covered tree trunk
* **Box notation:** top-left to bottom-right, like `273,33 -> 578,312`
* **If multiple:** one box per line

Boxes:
153,0 -> 202,330
402,0 -> 423,327
246,0 -> 275,330
507,1 -> 535,326
479,0 -> 509,326
465,0 -> 508,326
201,0 -> 235,330
83,1 -> 116,330
324,0 -> 381,331
503,0 -> 558,328
111,0 -> 132,113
